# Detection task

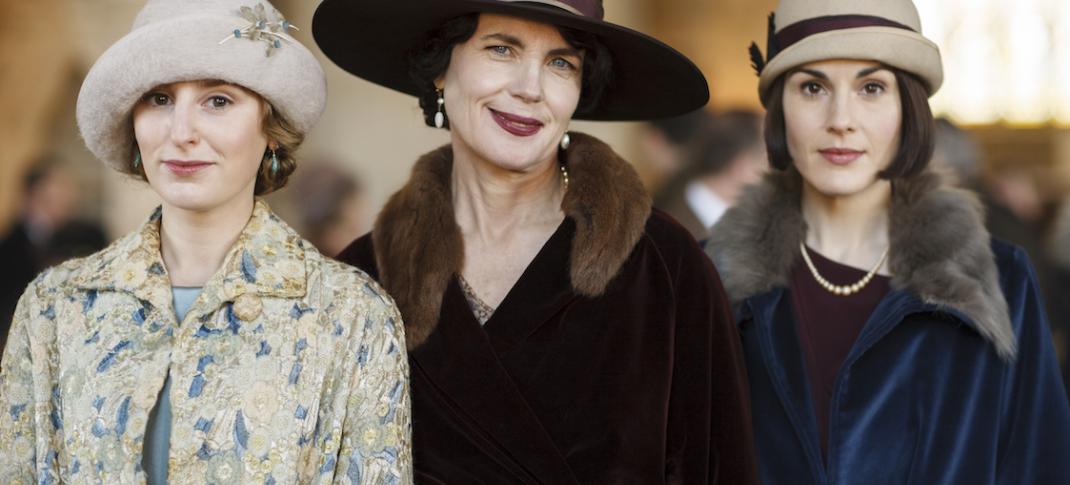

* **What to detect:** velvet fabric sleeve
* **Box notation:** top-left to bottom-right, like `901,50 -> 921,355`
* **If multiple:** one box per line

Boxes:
663,227 -> 760,484
995,245 -> 1070,484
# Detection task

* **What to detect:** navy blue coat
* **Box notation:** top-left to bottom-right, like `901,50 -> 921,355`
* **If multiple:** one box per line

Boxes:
740,241 -> 1070,484
707,169 -> 1070,485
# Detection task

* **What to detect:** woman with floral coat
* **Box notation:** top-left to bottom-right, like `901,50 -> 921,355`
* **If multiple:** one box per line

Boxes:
0,0 -> 411,483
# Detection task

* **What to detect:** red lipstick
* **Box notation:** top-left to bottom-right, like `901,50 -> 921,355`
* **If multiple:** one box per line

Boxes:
490,109 -> 543,137
162,160 -> 213,175
818,148 -> 864,166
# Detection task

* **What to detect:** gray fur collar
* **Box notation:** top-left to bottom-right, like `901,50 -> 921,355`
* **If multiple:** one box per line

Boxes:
705,168 -> 1016,360
373,132 -> 651,350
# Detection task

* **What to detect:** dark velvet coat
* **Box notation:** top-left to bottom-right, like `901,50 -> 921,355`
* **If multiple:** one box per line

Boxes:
706,168 -> 1070,484
337,133 -> 759,484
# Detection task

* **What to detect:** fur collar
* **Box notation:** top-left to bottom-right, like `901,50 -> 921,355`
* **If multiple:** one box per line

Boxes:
373,132 -> 651,350
706,168 -> 1016,360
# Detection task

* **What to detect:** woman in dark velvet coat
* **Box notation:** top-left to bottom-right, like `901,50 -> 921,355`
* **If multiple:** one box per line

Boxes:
705,0 -> 1070,484
312,0 -> 759,483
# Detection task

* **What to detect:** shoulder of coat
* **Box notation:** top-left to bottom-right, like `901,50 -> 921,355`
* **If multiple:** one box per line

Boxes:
310,253 -> 400,313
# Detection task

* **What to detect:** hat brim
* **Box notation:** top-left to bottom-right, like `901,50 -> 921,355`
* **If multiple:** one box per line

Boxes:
76,14 -> 326,171
312,0 -> 709,121
757,26 -> 943,106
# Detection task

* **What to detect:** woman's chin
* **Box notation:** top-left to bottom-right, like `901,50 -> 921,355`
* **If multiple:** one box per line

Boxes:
473,142 -> 555,173
806,176 -> 883,199
155,190 -> 223,213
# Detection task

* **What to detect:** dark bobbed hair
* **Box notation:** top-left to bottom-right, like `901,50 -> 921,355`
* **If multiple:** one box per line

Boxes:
763,65 -> 935,179
407,13 -> 614,129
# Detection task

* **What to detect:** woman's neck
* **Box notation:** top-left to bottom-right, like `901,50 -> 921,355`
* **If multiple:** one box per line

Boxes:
451,151 -> 566,245
159,197 -> 255,287
801,179 -> 892,273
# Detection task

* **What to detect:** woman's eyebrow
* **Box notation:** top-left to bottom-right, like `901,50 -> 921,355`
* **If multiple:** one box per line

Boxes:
480,32 -> 524,48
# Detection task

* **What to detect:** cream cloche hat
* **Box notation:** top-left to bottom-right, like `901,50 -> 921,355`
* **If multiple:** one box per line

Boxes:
750,0 -> 943,106
76,0 -> 326,171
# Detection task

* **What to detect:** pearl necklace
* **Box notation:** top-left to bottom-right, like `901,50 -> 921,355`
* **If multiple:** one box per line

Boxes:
799,242 -> 889,296
560,163 -> 570,192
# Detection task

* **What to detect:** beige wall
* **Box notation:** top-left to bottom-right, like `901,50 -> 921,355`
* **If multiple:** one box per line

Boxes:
0,0 -> 76,231
648,0 -> 777,110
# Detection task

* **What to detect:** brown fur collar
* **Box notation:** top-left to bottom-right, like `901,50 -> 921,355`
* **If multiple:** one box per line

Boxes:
705,168 -> 1016,360
373,132 -> 651,350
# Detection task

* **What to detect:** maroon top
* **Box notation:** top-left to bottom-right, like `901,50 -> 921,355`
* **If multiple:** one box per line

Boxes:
790,246 -> 891,461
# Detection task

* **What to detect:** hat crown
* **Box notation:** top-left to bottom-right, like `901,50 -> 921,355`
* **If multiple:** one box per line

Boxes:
774,0 -> 922,33
132,0 -> 280,30
502,0 -> 603,20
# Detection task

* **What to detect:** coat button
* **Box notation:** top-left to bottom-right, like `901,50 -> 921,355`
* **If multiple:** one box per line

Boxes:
232,293 -> 263,321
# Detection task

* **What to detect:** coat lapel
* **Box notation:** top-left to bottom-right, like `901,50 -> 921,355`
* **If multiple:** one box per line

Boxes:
482,218 -> 578,355
70,201 -> 309,331
413,278 -> 580,484
745,290 -> 827,483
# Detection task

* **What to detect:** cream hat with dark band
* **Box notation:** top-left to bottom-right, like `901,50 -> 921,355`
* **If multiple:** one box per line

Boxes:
77,0 -> 326,171
750,0 -> 943,106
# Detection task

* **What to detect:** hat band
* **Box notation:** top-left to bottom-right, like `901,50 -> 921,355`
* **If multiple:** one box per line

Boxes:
500,0 -> 604,20
775,14 -> 916,54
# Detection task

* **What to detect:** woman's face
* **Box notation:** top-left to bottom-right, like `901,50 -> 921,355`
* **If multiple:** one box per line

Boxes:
132,80 -> 269,213
439,13 -> 583,174
783,60 -> 902,198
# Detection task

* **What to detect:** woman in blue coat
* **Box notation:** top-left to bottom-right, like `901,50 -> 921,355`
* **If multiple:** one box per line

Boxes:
705,0 -> 1070,483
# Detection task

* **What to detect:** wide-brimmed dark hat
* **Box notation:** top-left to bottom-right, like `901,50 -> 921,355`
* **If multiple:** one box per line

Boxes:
312,0 -> 709,121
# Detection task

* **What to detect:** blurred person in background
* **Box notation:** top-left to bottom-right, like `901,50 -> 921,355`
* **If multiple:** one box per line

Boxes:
637,109 -> 713,193
0,0 -> 411,482
285,163 -> 370,257
707,0 -> 1070,482
316,0 -> 759,481
0,160 -> 106,360
654,109 -> 766,240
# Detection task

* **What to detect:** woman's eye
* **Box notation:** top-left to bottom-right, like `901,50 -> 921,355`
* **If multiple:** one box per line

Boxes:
488,45 -> 510,56
550,58 -> 576,71
208,96 -> 231,109
801,81 -> 824,96
144,93 -> 170,106
862,82 -> 886,95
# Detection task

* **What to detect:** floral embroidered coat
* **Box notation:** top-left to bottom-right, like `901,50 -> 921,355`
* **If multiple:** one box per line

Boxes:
0,201 -> 412,484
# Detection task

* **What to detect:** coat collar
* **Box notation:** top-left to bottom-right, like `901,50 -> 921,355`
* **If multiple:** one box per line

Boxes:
706,168 -> 1016,360
71,200 -> 308,313
372,132 -> 651,350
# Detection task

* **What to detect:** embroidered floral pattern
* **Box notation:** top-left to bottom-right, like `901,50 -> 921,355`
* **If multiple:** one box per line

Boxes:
0,200 -> 412,483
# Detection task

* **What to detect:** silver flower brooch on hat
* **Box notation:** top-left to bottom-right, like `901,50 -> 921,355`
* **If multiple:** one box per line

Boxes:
219,3 -> 298,56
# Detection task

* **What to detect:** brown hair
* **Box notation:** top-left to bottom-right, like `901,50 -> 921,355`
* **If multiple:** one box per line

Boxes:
125,92 -> 303,196
763,65 -> 934,179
